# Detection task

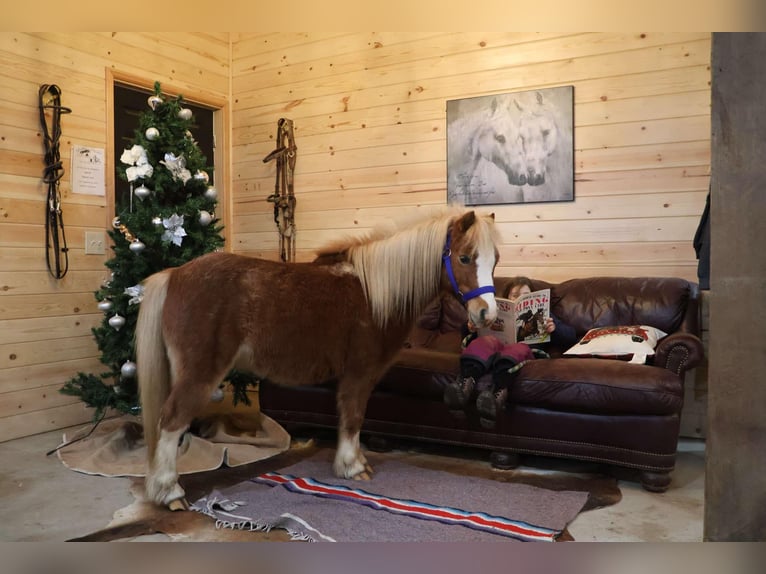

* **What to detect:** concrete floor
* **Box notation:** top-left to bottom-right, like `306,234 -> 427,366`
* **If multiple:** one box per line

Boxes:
0,425 -> 705,542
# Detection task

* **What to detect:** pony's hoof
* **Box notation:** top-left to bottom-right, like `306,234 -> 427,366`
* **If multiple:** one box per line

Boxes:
168,498 -> 190,512
353,464 -> 374,480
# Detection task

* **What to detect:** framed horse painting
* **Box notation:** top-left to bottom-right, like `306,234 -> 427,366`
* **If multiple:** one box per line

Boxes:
447,85 -> 574,206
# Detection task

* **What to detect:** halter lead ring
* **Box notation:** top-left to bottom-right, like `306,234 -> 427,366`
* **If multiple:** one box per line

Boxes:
442,230 -> 496,304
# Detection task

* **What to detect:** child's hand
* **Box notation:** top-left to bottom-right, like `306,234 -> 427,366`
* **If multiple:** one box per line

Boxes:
544,318 -> 556,333
467,320 -> 477,332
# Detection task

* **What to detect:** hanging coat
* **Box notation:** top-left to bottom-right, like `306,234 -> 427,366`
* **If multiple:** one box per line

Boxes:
693,188 -> 711,290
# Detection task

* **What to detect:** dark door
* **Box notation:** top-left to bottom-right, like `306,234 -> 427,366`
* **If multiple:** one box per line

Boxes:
113,84 -> 215,214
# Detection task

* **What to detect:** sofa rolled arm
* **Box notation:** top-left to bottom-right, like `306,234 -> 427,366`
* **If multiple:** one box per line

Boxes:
653,333 -> 705,376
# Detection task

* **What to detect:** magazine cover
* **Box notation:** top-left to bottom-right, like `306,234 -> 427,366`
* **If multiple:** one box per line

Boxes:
479,289 -> 551,345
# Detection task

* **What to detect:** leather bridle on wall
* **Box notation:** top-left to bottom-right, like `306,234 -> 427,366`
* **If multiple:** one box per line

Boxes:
38,84 -> 72,279
263,118 -> 297,262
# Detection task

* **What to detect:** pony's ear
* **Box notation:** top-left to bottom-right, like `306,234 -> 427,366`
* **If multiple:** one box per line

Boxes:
456,210 -> 476,232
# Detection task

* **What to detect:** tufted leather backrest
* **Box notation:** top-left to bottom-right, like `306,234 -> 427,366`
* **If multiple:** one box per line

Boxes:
408,276 -> 700,354
494,276 -> 700,339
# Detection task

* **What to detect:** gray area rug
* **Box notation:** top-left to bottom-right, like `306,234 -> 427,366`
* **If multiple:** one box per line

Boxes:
191,449 -> 589,542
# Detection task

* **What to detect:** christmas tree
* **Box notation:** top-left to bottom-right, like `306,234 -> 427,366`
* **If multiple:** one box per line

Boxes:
61,82 -> 255,420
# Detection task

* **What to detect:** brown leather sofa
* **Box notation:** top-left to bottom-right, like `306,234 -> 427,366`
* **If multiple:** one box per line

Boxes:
259,276 -> 704,492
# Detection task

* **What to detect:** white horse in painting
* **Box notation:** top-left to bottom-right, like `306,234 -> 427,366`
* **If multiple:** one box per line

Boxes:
448,89 -> 570,205
516,91 -> 560,187
448,94 -> 527,203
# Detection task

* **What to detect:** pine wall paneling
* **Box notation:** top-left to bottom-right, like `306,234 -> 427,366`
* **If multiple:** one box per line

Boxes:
230,32 -> 711,282
1,32 -> 710,441
0,32 -> 230,442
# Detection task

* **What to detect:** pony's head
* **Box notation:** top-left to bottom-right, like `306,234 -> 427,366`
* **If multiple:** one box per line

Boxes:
443,210 -> 499,328
317,209 -> 499,329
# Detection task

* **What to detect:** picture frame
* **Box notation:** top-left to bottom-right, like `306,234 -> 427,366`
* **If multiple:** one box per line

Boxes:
446,85 -> 574,206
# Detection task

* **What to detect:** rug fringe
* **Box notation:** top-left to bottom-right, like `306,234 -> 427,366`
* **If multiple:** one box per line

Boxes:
192,496 -> 318,542
214,519 -> 316,542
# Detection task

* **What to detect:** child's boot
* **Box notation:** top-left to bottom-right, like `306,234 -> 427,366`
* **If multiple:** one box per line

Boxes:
476,343 -> 534,425
444,336 -> 503,409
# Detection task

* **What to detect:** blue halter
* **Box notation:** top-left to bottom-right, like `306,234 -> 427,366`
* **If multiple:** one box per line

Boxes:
442,230 -> 496,303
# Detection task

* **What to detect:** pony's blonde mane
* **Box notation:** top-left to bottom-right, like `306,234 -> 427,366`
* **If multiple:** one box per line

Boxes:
319,208 -> 498,328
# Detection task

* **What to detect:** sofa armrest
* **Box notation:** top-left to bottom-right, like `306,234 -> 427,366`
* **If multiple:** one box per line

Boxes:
653,333 -> 705,376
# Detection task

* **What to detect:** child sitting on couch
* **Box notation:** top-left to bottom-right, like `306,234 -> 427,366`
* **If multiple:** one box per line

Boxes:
443,276 -> 577,426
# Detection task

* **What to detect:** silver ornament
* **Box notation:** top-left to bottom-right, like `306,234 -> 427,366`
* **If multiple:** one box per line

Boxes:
129,239 -> 146,254
178,108 -> 193,121
147,95 -> 163,110
120,360 -> 137,378
152,216 -> 163,226
134,184 -> 151,200
97,299 -> 114,312
108,314 -> 126,331
193,170 -> 210,184
145,127 -> 160,141
204,186 -> 218,201
198,210 -> 212,226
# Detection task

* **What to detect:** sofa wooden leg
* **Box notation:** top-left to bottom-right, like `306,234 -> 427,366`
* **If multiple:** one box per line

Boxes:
639,470 -> 672,493
366,435 -> 392,453
490,451 -> 520,470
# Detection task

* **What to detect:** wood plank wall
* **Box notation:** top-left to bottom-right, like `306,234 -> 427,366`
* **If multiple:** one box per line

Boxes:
230,32 -> 711,282
0,32 -> 711,442
0,32 -> 230,442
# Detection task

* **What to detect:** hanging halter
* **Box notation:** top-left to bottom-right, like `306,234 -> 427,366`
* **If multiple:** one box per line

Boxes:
263,118 -> 297,262
39,84 -> 72,279
442,230 -> 496,303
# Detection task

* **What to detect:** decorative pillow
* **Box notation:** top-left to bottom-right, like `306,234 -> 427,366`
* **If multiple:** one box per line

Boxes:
563,325 -> 668,364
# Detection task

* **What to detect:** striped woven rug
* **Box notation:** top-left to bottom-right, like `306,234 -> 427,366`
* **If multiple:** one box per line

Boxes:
191,449 -> 591,542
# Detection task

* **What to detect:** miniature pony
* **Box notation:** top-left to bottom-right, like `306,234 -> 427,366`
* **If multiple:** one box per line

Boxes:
136,209 -> 500,508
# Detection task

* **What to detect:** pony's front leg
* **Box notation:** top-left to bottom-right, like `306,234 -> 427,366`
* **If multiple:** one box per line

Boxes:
334,429 -> 373,480
333,376 -> 375,480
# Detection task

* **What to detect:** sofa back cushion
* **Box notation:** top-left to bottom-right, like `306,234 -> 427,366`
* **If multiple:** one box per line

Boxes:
493,276 -> 699,339
408,276 -> 700,354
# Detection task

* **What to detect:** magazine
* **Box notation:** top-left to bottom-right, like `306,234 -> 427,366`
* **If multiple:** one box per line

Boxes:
478,288 -> 551,345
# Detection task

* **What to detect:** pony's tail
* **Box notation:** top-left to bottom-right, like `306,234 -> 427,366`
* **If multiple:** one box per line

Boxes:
136,270 -> 172,462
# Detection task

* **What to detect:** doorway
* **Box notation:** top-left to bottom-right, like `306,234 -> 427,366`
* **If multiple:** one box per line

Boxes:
113,83 -> 215,214
105,72 -> 230,246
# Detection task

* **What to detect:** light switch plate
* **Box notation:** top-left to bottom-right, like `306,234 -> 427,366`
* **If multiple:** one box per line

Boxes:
85,230 -> 106,254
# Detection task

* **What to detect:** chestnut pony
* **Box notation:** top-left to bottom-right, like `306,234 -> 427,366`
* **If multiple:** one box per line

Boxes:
136,209 -> 499,508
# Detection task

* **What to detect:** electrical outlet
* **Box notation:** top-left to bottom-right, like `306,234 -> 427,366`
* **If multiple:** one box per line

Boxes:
85,231 -> 106,255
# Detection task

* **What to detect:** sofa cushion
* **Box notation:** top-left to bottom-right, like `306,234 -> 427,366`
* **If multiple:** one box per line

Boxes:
376,364 -> 456,400
510,358 -> 684,416
532,277 -> 693,338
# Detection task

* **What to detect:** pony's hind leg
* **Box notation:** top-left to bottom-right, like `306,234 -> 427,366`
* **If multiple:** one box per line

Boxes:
333,376 -> 376,480
145,424 -> 188,508
144,377 -> 221,508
